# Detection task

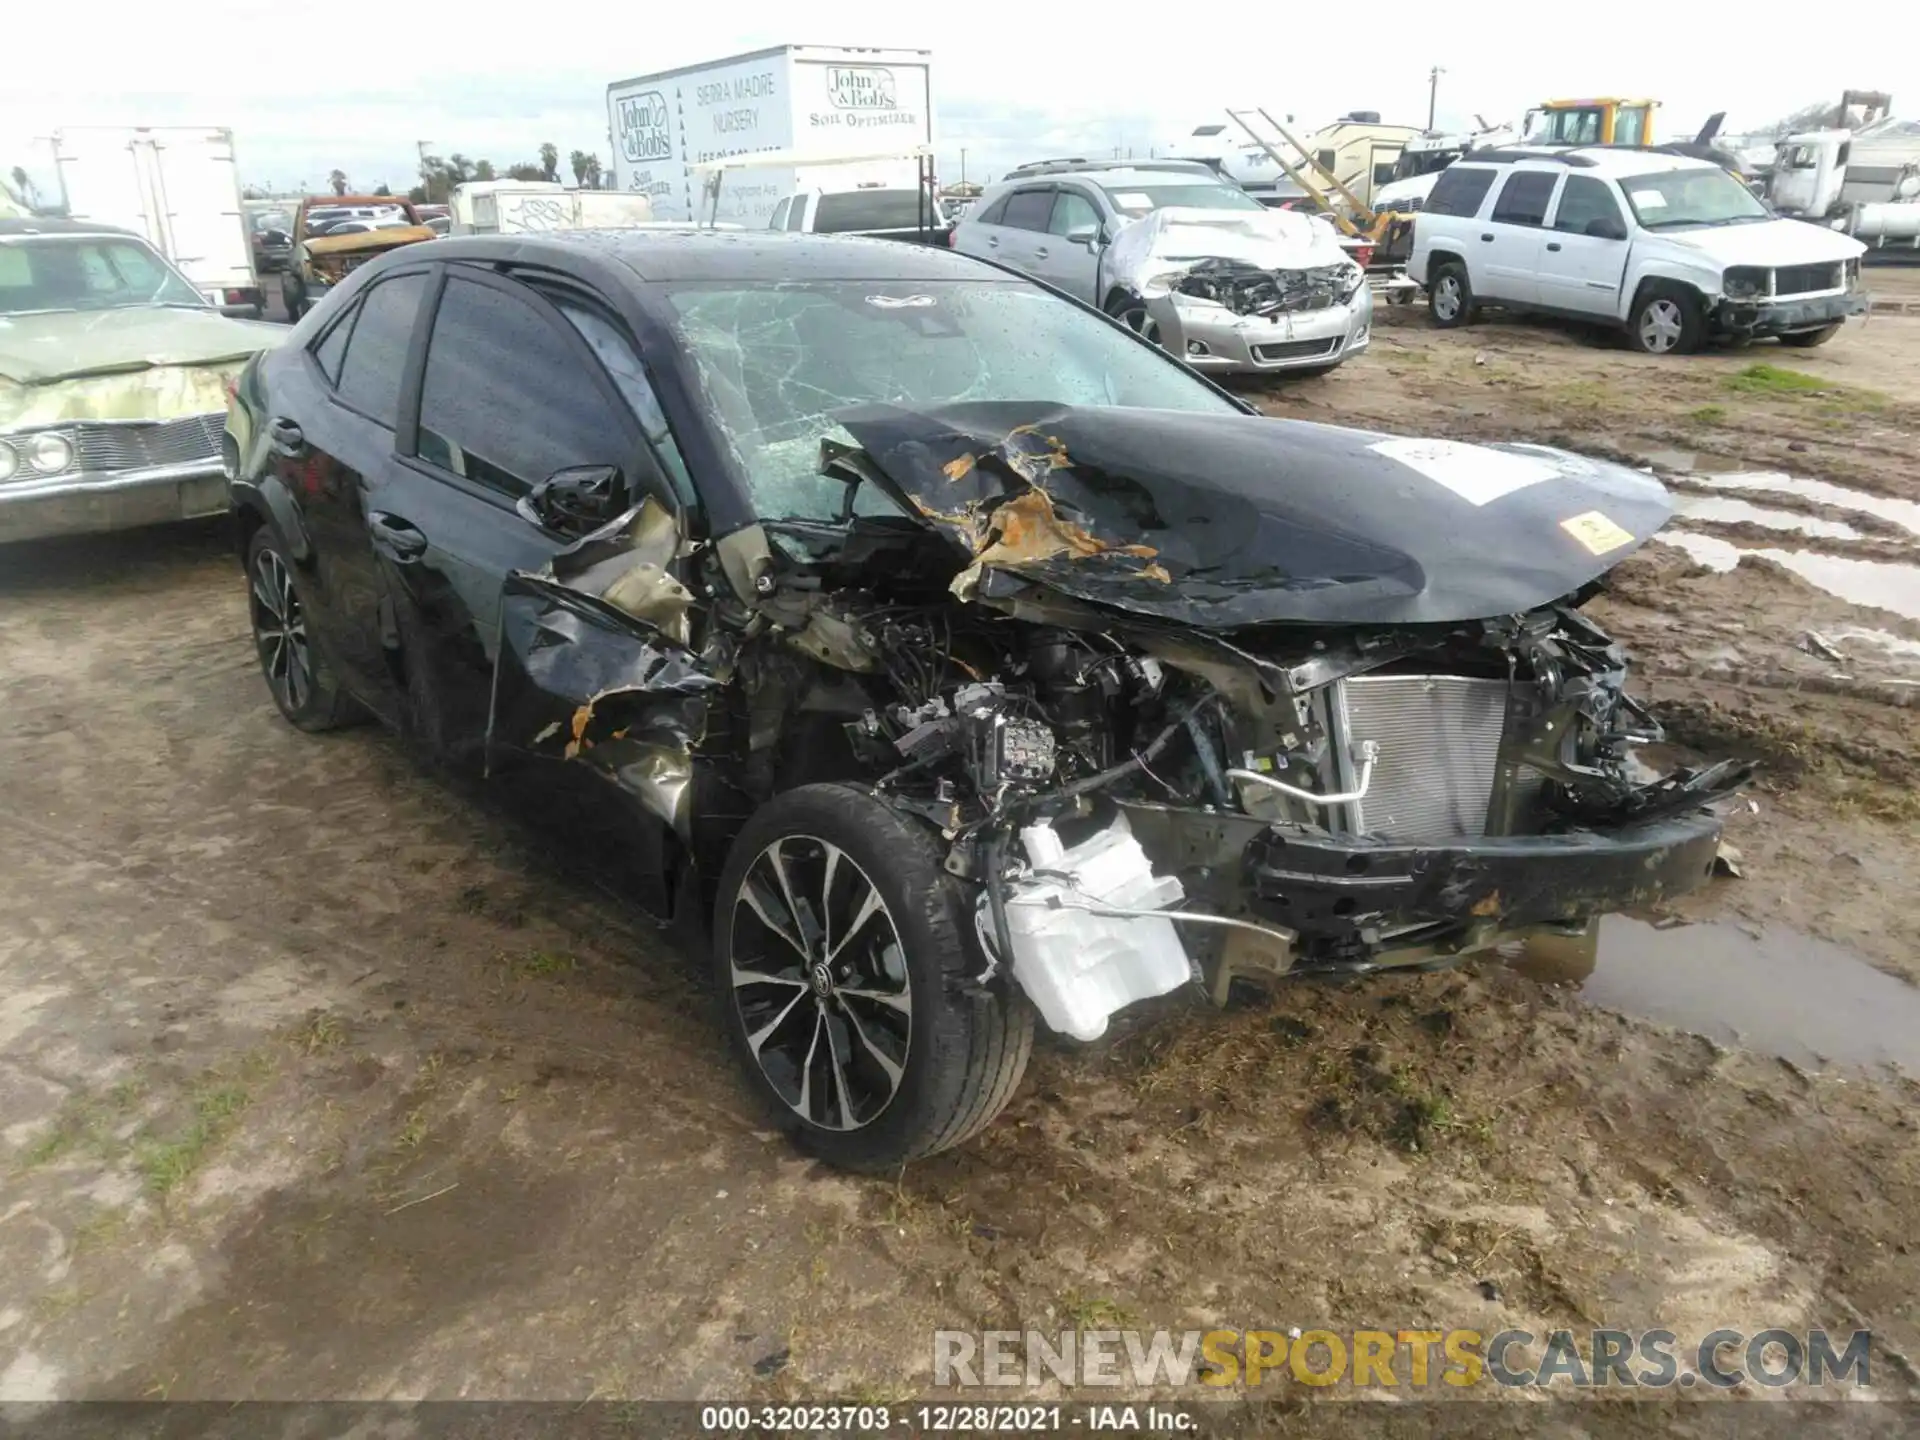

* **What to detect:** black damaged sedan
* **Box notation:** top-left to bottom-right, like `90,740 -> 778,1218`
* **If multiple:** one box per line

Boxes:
224,231 -> 1747,1170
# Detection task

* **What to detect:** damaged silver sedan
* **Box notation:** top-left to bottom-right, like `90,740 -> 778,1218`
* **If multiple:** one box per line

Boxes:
1100,206 -> 1372,374
226,231 -> 1747,1171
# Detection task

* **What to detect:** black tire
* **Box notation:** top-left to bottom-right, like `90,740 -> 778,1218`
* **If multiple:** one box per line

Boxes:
245,527 -> 357,732
1628,285 -> 1704,355
1427,260 -> 1475,327
1103,291 -> 1164,349
1778,324 -> 1841,348
712,784 -> 1033,1172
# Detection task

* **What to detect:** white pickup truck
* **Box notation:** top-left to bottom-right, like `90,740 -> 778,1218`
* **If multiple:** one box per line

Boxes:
1410,146 -> 1868,353
52,127 -> 263,318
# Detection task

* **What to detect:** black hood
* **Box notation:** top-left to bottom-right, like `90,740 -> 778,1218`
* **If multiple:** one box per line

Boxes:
835,401 -> 1673,628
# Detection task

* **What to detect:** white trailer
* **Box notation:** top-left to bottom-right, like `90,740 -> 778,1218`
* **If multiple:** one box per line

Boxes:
51,126 -> 262,317
607,44 -> 934,227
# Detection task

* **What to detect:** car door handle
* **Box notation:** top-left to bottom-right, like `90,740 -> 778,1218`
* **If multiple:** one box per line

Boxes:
268,416 -> 305,457
1480,233 -> 1495,242
366,511 -> 429,562
1034,245 -> 1050,259
986,235 -> 999,247
1546,241 -> 1563,252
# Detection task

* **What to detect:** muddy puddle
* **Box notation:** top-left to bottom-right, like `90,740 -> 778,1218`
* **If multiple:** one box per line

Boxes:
1655,531 -> 1920,623
1511,915 -> 1920,1074
1670,492 -> 1862,540
1680,469 -> 1920,539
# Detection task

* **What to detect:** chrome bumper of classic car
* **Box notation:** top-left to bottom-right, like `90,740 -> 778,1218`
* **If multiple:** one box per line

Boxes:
0,416 -> 229,544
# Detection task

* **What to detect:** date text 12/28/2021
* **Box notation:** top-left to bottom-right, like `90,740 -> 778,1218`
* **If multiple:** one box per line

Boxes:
699,1404 -> 1199,1432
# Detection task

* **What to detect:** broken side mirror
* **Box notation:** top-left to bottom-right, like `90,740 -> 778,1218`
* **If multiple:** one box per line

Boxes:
1585,216 -> 1628,241
517,465 -> 622,537
1067,226 -> 1100,250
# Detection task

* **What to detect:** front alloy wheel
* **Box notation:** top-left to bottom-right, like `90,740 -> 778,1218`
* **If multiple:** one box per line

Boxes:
713,784 -> 1033,1171
728,835 -> 913,1131
1106,294 -> 1163,348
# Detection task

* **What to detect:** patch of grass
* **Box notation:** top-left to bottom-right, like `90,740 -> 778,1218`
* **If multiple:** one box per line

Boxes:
1061,1290 -> 1138,1330
397,1107 -> 430,1149
1685,404 -> 1728,424
1550,378 -> 1619,410
1723,363 -> 1829,396
843,1378 -> 918,1406
71,1208 -> 129,1256
516,949 -> 578,977
137,1082 -> 252,1196
18,1078 -> 149,1171
294,1012 -> 347,1055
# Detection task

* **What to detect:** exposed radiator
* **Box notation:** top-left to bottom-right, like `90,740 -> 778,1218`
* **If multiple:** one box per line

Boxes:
1336,674 -> 1513,843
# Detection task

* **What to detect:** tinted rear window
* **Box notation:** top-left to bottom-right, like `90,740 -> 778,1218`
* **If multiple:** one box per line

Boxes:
1425,165 -> 1497,217
999,190 -> 1056,231
335,272 -> 428,427
813,190 -> 930,233
1491,171 -> 1558,227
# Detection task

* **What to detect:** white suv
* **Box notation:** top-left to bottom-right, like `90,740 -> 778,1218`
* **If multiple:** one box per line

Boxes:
1408,147 -> 1868,353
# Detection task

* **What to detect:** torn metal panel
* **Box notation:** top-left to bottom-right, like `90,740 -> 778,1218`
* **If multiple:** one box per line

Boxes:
547,495 -> 695,647
834,400 -> 1674,628
490,576 -> 720,840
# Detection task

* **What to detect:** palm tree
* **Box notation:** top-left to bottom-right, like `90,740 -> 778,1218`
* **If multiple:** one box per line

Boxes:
475,159 -> 496,182
9,165 -> 40,209
539,143 -> 559,183
327,169 -> 347,196
569,149 -> 590,186
583,154 -> 603,189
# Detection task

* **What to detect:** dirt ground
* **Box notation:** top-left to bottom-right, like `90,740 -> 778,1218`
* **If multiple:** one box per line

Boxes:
4,276 -> 1920,1429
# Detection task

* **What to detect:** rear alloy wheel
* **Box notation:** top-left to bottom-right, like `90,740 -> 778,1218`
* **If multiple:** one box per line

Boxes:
246,528 -> 355,732
1105,294 -> 1163,348
1428,261 -> 1475,328
1630,288 -> 1703,355
1778,324 -> 1841,348
714,784 -> 1032,1171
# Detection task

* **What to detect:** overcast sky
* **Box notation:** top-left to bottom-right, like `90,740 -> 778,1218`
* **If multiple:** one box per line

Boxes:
4,0 -> 1911,199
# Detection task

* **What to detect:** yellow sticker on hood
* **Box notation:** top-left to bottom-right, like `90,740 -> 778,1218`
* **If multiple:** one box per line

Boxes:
1561,510 -> 1636,556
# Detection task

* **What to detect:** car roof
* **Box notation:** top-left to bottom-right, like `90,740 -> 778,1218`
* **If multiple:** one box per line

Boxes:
998,165 -> 1218,189
1454,146 -> 1717,177
0,217 -> 142,239
420,229 -> 1016,284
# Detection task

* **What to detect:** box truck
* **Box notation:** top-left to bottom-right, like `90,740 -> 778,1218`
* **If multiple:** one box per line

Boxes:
607,44 -> 934,227
52,127 -> 263,317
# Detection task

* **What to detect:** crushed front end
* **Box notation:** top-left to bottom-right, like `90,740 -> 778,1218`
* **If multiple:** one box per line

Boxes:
831,598 -> 1744,1036
1105,207 -> 1372,373
494,400 -> 1748,1046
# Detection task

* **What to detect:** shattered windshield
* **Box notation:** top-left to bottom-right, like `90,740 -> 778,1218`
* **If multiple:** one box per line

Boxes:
1619,168 -> 1770,228
663,280 -> 1239,523
0,236 -> 206,315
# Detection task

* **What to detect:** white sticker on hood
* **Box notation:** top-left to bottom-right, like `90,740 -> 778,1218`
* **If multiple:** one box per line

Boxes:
1370,437 -> 1564,507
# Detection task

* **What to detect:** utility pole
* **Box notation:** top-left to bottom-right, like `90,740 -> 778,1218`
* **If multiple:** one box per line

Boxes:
960,147 -> 968,184
1427,67 -> 1446,132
